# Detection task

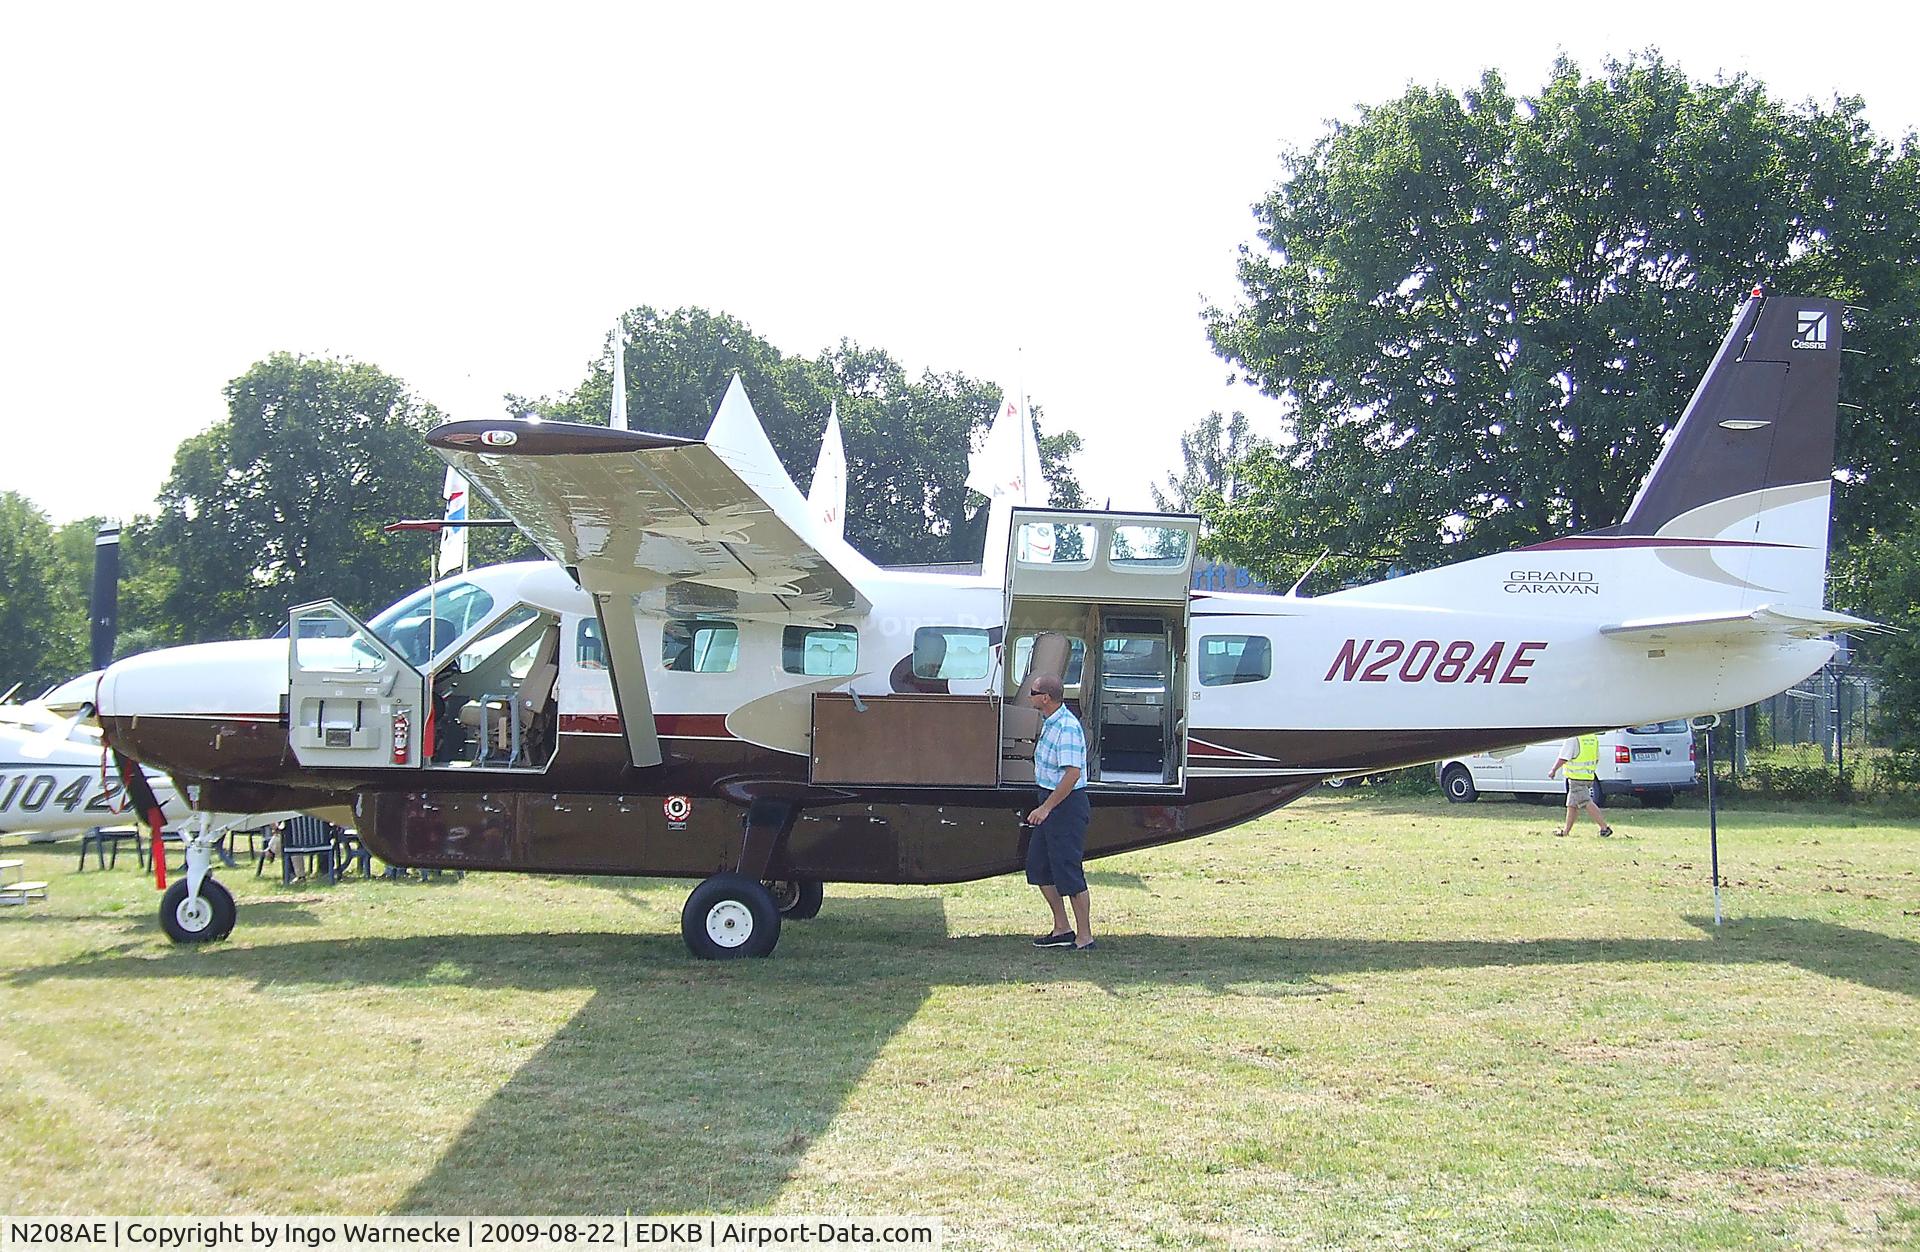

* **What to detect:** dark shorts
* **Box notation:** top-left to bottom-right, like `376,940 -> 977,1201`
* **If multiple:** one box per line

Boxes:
1025,789 -> 1091,897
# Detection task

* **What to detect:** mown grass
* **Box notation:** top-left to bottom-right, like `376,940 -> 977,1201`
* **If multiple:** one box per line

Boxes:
3,795 -> 1918,1249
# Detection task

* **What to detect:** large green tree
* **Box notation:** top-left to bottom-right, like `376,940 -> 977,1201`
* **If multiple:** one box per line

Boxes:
142,354 -> 446,640
0,493 -> 87,693
1151,410 -> 1261,514
520,307 -> 1085,565
1204,53 -> 1920,585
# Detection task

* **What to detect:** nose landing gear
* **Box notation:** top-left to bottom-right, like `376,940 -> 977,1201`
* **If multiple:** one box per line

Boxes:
160,813 -> 235,943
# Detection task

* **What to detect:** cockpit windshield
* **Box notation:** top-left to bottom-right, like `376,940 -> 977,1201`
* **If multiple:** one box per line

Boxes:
367,582 -> 497,669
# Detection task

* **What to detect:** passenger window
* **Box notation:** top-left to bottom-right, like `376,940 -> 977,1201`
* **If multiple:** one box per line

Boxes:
912,627 -> 991,680
1109,525 -> 1193,571
1011,634 -> 1086,687
664,620 -> 739,673
1198,635 -> 1271,687
1015,522 -> 1097,568
782,625 -> 858,676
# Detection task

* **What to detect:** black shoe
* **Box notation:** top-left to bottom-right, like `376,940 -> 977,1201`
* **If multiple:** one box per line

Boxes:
1599,826 -> 1614,838
1072,939 -> 1098,952
1032,931 -> 1074,948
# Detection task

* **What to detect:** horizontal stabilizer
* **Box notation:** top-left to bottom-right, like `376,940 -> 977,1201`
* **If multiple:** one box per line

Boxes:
1600,604 -> 1881,644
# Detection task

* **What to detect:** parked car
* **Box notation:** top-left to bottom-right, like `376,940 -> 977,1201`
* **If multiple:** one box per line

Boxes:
1434,722 -> 1698,807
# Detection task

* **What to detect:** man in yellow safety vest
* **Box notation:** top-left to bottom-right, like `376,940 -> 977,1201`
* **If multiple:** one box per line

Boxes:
1548,732 -> 1614,837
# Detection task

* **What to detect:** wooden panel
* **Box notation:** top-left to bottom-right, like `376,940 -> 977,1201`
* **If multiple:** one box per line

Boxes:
811,693 -> 1001,786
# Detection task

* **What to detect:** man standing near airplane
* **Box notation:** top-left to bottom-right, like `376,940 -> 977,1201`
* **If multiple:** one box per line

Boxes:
1549,732 -> 1614,838
1025,674 -> 1095,950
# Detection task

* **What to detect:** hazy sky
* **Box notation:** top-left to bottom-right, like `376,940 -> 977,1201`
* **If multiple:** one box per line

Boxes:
4,2 -> 1915,527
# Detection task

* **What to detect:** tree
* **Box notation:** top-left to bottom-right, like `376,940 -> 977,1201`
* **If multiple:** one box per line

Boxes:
1204,53 -> 1920,585
143,354 -> 446,640
520,307 -> 1086,565
1832,511 -> 1920,749
1151,410 -> 1261,514
0,493 -> 86,692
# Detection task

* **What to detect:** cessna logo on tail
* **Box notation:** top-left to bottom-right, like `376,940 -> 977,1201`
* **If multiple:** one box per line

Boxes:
1793,310 -> 1829,350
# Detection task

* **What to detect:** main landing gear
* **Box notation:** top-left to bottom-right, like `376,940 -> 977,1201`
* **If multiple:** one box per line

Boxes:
678,798 -> 825,959
160,813 -> 235,943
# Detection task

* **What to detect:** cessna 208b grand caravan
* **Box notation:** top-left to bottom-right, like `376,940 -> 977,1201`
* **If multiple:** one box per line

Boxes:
96,290 -> 1864,957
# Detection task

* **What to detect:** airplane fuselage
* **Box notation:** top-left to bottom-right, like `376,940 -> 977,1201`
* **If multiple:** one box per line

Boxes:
95,555 -> 1829,885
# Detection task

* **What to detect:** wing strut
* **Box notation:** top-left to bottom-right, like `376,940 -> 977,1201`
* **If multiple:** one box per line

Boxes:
594,592 -> 664,769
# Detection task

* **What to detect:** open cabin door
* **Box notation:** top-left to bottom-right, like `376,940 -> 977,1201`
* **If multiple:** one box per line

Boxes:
1001,508 -> 1199,791
287,601 -> 427,770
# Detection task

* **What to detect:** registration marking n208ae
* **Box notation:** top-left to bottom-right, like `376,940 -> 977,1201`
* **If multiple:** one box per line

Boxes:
1324,639 -> 1548,685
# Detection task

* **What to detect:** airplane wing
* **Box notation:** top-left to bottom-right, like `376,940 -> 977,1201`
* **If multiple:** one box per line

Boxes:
427,427 -> 870,619
1600,604 -> 1881,644
427,388 -> 874,771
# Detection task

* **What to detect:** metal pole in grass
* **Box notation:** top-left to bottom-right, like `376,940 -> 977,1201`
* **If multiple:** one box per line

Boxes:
1694,713 -> 1723,927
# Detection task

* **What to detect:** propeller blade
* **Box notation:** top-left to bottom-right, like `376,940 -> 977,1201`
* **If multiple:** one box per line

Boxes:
107,747 -> 169,890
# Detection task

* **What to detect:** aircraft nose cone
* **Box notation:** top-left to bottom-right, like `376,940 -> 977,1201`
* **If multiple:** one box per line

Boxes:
96,639 -> 292,778
97,638 -> 290,720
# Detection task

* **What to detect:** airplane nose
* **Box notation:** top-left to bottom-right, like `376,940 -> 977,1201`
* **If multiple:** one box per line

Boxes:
97,639 -> 291,777
98,638 -> 289,719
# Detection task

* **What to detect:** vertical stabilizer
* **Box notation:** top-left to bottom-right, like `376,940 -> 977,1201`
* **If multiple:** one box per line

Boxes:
1604,291 -> 1845,609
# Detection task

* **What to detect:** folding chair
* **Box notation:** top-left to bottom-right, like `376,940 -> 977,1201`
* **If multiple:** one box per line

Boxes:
277,815 -> 338,884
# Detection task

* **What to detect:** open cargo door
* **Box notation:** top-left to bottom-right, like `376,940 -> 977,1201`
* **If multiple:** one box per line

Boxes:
1002,509 -> 1199,790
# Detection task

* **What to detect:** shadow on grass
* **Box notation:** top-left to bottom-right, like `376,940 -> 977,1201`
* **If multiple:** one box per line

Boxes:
10,905 -> 1919,1212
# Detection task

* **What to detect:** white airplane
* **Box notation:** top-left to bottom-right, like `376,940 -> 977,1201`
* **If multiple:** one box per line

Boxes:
0,673 -> 148,833
2,677 -> 291,895
94,289 -> 1864,957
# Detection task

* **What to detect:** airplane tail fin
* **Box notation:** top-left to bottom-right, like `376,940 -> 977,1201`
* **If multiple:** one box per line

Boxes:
1590,289 -> 1845,609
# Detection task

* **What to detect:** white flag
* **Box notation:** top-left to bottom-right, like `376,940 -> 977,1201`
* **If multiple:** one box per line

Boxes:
438,466 -> 469,576
808,402 -> 847,540
610,319 -> 628,430
969,390 -> 1052,579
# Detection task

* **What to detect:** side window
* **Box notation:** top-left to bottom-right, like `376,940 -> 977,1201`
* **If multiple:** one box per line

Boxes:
1010,634 -> 1086,688
1197,634 -> 1271,687
912,627 -> 991,680
782,625 -> 858,676
576,618 -> 606,669
663,620 -> 739,673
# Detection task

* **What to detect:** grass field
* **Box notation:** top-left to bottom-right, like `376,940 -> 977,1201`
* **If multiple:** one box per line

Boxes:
3,795 -> 1918,1248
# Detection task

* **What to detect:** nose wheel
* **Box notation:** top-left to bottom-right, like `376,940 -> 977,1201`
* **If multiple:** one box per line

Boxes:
681,873 -> 781,959
160,876 -> 235,943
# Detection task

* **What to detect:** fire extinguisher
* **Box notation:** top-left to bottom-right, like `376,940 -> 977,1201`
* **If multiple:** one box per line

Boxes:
392,706 -> 411,764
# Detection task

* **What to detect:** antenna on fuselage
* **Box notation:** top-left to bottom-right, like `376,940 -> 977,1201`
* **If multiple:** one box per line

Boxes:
1286,549 -> 1331,598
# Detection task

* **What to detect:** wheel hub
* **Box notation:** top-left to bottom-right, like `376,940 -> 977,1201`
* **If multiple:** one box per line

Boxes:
705,900 -> 755,948
175,895 -> 212,932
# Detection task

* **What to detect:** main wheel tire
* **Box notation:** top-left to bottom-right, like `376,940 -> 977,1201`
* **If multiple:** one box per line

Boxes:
1441,765 -> 1478,804
160,877 -> 236,944
764,878 -> 824,920
1321,776 -> 1349,790
682,873 -> 782,959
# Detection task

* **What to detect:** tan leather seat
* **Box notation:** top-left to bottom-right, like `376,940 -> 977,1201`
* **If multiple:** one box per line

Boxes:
1001,631 -> 1071,781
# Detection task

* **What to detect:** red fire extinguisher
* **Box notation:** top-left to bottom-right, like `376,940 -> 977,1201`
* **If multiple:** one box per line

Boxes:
392,706 -> 411,764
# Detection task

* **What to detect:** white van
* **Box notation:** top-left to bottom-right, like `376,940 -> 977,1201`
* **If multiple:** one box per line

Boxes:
1434,722 -> 1698,807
